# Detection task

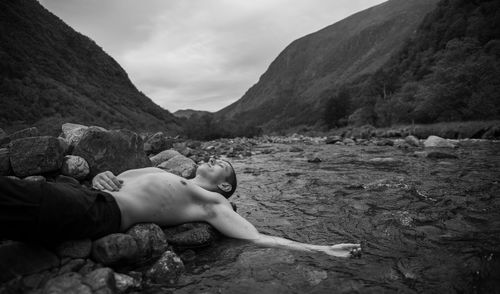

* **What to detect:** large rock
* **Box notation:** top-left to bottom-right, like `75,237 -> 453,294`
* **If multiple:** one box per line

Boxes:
60,155 -> 90,180
114,272 -> 141,293
145,250 -> 184,285
42,272 -> 92,294
91,234 -> 139,266
149,149 -> 182,167
0,148 -> 11,175
82,267 -> 117,294
60,123 -> 89,149
55,239 -> 92,259
404,135 -> 420,147
126,223 -> 169,262
9,136 -> 66,177
144,132 -> 173,156
157,155 -> 197,179
0,241 -> 60,283
423,135 -> 456,148
72,127 -> 151,177
163,222 -> 218,248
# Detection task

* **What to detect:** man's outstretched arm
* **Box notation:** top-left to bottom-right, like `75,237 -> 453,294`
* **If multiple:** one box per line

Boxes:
206,202 -> 361,258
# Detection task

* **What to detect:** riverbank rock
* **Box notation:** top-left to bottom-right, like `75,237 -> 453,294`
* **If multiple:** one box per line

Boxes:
72,127 -> 151,177
9,136 -> 66,177
114,272 -> 141,292
144,132 -> 173,156
423,135 -> 456,148
149,149 -> 182,166
163,222 -> 218,248
91,234 -> 139,266
82,267 -> 117,293
145,250 -> 184,285
404,135 -> 420,147
60,123 -> 89,150
42,272 -> 92,294
325,136 -> 342,144
126,223 -> 169,262
23,175 -> 46,182
157,155 -> 197,179
0,241 -> 60,283
60,155 -> 90,180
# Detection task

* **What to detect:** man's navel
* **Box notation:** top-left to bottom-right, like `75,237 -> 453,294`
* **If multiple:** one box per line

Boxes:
180,180 -> 187,186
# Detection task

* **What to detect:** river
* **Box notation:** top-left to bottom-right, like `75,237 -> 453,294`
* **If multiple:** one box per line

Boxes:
163,140 -> 500,293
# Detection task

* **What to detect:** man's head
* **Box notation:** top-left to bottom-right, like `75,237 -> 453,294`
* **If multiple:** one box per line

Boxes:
195,157 -> 237,198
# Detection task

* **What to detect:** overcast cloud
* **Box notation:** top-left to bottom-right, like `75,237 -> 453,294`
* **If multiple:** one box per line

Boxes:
39,0 -> 386,112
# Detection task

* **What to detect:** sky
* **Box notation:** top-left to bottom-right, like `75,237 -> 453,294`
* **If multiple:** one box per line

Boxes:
39,0 -> 386,113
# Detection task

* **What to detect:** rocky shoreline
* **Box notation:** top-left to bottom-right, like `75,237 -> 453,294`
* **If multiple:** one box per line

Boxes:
0,122 -> 497,293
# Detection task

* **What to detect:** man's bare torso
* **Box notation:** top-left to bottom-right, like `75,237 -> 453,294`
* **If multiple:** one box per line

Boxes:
105,167 -> 219,231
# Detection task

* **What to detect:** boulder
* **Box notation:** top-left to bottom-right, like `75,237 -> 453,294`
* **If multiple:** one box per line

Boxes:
43,272 -> 93,294
61,155 -> 90,180
342,138 -> 355,145
9,136 -> 66,177
72,127 -> 151,178
157,155 -> 197,179
91,234 -> 139,266
114,272 -> 141,293
60,123 -> 89,150
58,258 -> 86,275
82,267 -> 117,294
145,250 -> 184,285
404,135 -> 420,147
0,241 -> 60,283
374,139 -> 394,146
325,136 -> 342,144
163,222 -> 218,248
423,135 -> 456,148
149,149 -> 182,167
55,239 -> 92,259
0,148 -> 11,175
125,223 -> 169,262
144,132 -> 173,156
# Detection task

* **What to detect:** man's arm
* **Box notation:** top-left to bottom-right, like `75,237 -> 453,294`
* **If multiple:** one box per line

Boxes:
206,202 -> 361,258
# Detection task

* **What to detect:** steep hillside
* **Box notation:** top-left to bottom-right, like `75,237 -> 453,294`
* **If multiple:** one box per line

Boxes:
0,0 -> 180,136
340,0 -> 500,126
216,0 -> 438,132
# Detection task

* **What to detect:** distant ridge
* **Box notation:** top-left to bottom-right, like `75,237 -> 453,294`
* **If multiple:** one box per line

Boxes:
173,109 -> 212,119
216,0 -> 439,132
0,0 -> 180,136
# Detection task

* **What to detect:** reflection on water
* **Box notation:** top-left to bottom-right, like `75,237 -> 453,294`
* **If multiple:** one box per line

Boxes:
164,141 -> 500,293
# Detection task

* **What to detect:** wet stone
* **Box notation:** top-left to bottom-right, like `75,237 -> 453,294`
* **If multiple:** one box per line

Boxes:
157,155 -> 197,179
23,175 -> 46,182
125,223 -> 169,262
82,267 -> 117,294
58,258 -> 86,275
91,234 -> 139,266
114,272 -> 141,293
163,222 -> 218,248
42,272 -> 92,294
145,250 -> 184,285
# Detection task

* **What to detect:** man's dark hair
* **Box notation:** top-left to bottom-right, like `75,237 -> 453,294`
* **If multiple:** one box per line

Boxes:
218,159 -> 237,198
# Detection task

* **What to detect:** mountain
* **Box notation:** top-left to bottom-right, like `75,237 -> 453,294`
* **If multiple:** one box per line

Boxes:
0,0 -> 180,136
341,0 -> 500,126
173,109 -> 212,119
216,0 -> 439,132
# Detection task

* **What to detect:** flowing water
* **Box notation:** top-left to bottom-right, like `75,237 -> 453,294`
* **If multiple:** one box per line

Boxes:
170,141 -> 499,293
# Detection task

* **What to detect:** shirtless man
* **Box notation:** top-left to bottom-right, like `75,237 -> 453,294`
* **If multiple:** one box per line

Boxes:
0,157 -> 361,258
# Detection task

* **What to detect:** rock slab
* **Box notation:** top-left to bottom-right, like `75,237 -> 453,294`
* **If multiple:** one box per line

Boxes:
9,136 -> 66,177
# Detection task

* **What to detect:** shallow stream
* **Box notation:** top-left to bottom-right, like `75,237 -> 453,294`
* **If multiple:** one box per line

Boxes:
169,141 -> 499,293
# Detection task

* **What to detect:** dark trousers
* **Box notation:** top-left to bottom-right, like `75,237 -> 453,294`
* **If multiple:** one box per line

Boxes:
0,176 -> 122,246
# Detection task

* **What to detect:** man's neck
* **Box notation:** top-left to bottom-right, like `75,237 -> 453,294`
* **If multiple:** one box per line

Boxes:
188,176 -> 214,192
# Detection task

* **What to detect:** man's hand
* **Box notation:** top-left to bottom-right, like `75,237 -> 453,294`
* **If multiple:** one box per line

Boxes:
92,171 -> 123,191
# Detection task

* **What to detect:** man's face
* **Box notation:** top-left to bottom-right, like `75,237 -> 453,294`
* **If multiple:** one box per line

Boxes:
196,157 -> 232,184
